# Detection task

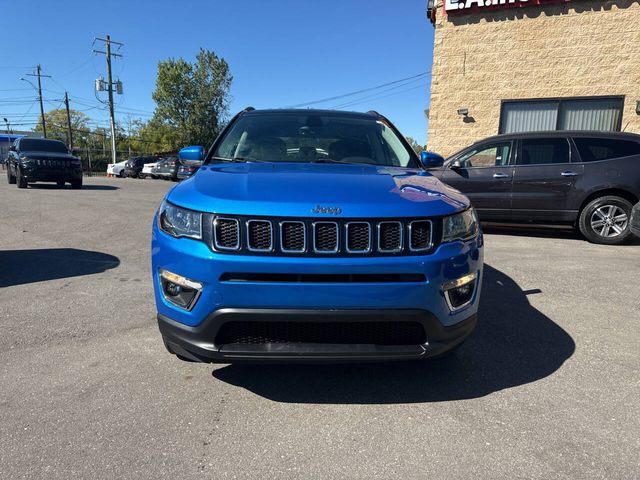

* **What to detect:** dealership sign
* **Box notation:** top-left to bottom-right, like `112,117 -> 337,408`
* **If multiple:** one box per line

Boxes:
445,0 -> 570,12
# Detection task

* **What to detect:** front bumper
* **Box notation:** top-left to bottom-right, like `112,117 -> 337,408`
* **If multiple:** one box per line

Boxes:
159,309 -> 477,363
152,222 -> 483,363
22,166 -> 82,183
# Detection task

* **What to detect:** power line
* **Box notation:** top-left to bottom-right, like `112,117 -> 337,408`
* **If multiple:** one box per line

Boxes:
334,84 -> 428,110
331,81 -> 429,110
286,72 -> 429,108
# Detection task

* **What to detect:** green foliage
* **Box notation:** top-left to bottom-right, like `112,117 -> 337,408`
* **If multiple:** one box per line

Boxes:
150,48 -> 232,149
34,108 -> 90,145
405,136 -> 426,155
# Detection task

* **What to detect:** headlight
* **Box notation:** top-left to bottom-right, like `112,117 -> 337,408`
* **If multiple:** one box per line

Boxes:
158,201 -> 202,239
442,208 -> 479,243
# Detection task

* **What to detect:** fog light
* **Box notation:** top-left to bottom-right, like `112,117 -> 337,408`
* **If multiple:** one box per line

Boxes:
159,269 -> 202,310
443,272 -> 477,312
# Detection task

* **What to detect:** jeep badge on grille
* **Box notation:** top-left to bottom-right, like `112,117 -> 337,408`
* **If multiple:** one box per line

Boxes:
312,205 -> 342,215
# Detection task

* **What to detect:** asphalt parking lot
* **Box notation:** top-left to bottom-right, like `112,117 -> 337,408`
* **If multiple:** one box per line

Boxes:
1,176 -> 638,479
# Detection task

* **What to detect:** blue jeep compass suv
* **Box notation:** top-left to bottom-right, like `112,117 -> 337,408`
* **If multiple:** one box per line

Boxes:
152,108 -> 483,362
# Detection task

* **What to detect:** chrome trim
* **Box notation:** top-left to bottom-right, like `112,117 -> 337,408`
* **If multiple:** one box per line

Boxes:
442,272 -> 477,313
212,217 -> 240,251
246,219 -> 274,252
159,269 -> 203,312
408,220 -> 433,252
279,221 -> 306,253
312,221 -> 339,254
377,221 -> 403,253
345,222 -> 371,253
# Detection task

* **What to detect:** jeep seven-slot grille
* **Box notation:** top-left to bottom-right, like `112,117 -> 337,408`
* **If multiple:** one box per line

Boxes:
346,222 -> 371,253
247,220 -> 273,251
409,220 -> 432,251
215,321 -> 427,346
313,222 -> 338,253
214,218 -> 240,250
209,216 -> 437,256
280,221 -> 305,252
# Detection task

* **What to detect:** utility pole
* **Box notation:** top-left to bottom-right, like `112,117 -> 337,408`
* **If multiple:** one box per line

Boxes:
26,64 -> 50,138
93,35 -> 124,165
64,92 -> 74,149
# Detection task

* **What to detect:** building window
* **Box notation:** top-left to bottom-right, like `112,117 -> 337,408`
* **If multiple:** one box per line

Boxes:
499,97 -> 624,134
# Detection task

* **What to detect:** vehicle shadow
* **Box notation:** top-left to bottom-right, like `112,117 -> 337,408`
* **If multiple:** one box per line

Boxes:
0,248 -> 120,288
27,184 -> 119,191
211,264 -> 575,404
482,223 -> 582,241
482,223 -> 640,245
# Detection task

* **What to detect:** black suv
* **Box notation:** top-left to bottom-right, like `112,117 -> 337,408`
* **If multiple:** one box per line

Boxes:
435,131 -> 640,244
123,156 -> 157,178
6,138 -> 83,189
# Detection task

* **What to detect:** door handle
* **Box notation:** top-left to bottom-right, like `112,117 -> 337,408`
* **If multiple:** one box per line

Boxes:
493,173 -> 509,179
561,171 -> 578,177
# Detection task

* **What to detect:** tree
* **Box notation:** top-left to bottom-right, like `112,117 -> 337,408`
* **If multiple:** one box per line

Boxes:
151,48 -> 232,149
405,136 -> 426,155
34,108 -> 90,145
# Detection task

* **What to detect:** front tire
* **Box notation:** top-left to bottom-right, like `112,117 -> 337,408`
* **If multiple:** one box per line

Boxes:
578,195 -> 633,245
16,169 -> 27,189
118,170 -> 126,178
71,179 -> 82,190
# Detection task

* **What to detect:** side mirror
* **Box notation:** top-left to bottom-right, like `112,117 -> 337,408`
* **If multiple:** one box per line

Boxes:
449,159 -> 462,170
178,145 -> 205,165
419,150 -> 444,169
9,145 -> 16,152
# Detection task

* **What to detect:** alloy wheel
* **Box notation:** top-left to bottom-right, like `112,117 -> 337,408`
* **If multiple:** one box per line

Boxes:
590,205 -> 628,238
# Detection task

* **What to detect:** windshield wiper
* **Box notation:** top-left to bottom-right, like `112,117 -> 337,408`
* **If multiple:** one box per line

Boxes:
210,156 -> 267,163
311,158 -> 366,166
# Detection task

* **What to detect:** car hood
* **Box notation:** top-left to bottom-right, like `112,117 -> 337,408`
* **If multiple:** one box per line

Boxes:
21,151 -> 78,160
166,162 -> 469,218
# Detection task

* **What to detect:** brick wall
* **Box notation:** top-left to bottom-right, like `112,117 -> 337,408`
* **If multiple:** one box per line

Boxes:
427,0 -> 640,156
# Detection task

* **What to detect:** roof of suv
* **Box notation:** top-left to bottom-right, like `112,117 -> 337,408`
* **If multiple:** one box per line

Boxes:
478,130 -> 640,143
240,108 -> 380,119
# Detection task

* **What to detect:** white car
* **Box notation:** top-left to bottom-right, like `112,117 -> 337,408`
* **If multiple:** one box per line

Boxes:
107,160 -> 128,177
141,162 -> 159,179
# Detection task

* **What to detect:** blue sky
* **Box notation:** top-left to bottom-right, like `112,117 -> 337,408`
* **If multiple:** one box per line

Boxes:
0,0 -> 434,143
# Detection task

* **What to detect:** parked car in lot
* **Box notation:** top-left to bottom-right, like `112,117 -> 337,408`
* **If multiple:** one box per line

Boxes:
140,161 -> 159,179
630,202 -> 640,238
434,131 -> 640,245
176,160 -> 201,180
123,156 -> 158,178
152,157 -> 178,181
152,108 -> 483,363
107,160 -> 128,177
6,138 -> 83,189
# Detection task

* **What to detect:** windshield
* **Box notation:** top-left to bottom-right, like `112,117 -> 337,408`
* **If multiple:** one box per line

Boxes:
19,139 -> 68,153
211,113 -> 417,168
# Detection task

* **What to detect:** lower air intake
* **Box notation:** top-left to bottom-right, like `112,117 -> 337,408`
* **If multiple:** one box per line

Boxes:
215,321 -> 427,346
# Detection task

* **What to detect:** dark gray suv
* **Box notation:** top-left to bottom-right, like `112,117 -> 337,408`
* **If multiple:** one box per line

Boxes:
435,131 -> 640,245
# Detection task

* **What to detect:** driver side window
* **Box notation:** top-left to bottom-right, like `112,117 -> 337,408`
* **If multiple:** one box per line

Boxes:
458,143 -> 511,168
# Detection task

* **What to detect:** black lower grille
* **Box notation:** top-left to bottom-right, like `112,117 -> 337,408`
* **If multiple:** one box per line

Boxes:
215,321 -> 427,346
